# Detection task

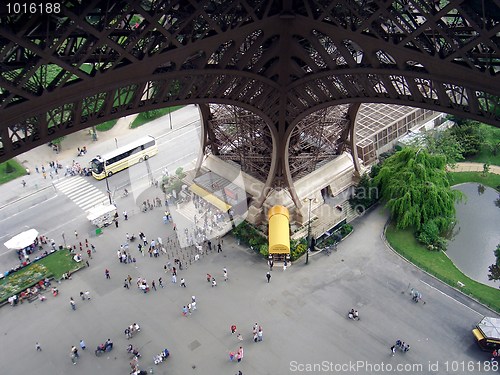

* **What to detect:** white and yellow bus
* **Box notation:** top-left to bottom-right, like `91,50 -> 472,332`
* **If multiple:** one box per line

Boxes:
90,135 -> 158,180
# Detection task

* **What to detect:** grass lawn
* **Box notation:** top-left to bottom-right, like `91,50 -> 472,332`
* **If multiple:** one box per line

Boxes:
130,105 -> 184,128
96,119 -> 118,132
0,250 -> 84,303
0,160 -> 26,184
448,172 -> 500,190
466,125 -> 500,166
386,225 -> 500,312
37,250 -> 84,279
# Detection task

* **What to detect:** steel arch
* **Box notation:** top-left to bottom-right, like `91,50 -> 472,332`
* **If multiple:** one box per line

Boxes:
0,0 -> 499,193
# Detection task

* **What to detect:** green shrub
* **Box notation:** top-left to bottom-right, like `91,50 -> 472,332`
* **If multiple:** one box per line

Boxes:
232,221 -> 267,249
260,244 -> 269,257
291,243 -> 307,261
417,221 -> 440,246
340,223 -> 353,236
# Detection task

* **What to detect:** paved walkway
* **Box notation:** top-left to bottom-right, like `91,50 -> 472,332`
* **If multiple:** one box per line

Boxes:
0,206 -> 495,374
449,161 -> 500,174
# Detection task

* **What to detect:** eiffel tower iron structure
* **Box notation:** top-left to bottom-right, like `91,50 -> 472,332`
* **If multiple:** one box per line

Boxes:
0,0 -> 499,218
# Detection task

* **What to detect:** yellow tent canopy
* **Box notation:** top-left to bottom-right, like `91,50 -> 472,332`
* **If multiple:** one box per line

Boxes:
189,184 -> 232,212
268,205 -> 290,254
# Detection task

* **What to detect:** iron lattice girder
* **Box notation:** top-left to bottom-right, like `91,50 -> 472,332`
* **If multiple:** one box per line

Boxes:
205,104 -> 273,182
0,0 -> 499,164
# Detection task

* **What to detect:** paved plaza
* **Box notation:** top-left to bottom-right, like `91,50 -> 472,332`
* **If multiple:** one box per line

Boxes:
0,202 -> 497,375
0,108 -> 498,374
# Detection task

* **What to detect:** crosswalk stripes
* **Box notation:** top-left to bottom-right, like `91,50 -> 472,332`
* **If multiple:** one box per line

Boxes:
53,176 -> 109,211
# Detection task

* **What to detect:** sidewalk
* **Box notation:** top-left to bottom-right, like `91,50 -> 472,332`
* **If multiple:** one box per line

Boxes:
449,161 -> 500,174
1,105 -> 199,208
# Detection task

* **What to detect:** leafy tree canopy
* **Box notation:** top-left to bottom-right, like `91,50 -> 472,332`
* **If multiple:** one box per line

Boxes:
408,129 -> 464,164
374,148 -> 462,232
447,116 -> 485,157
488,244 -> 500,287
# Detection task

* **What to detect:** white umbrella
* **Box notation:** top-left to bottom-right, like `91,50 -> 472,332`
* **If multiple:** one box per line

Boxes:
4,229 -> 39,249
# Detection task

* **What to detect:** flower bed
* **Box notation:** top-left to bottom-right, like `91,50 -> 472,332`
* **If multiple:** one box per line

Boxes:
0,250 -> 82,303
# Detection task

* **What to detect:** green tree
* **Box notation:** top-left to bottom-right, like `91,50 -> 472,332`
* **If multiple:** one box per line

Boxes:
449,119 -> 484,157
488,243 -> 500,287
374,148 -> 462,232
409,129 -> 464,164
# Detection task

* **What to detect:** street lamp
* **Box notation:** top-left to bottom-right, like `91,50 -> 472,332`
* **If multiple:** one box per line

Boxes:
168,106 -> 172,130
105,176 -> 112,205
306,197 -> 313,265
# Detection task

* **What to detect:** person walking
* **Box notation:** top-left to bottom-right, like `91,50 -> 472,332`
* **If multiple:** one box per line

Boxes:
79,339 -> 86,350
257,326 -> 263,342
180,278 -> 186,287
123,210 -> 128,220
158,277 -> 164,288
87,249 -> 92,258
237,347 -> 244,362
268,259 -> 274,271
152,280 -> 157,291
266,272 -> 271,283
21,179 -> 26,187
390,345 -> 396,356
105,269 -> 110,279
74,230 -> 78,238
35,342 -> 42,351
217,243 -> 222,253
124,278 -> 130,289
212,278 -> 217,287
70,297 -> 76,310
71,346 -> 79,358
231,324 -> 237,334
223,268 -> 228,281
191,296 -> 197,310
171,274 -> 177,284
206,273 -> 212,282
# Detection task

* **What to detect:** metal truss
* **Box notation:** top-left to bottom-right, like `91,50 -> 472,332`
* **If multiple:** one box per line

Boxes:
0,0 -> 499,210
204,104 -> 273,182
287,104 -> 351,180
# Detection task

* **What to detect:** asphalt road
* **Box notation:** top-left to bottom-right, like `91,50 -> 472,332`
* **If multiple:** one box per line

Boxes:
0,111 -> 201,272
